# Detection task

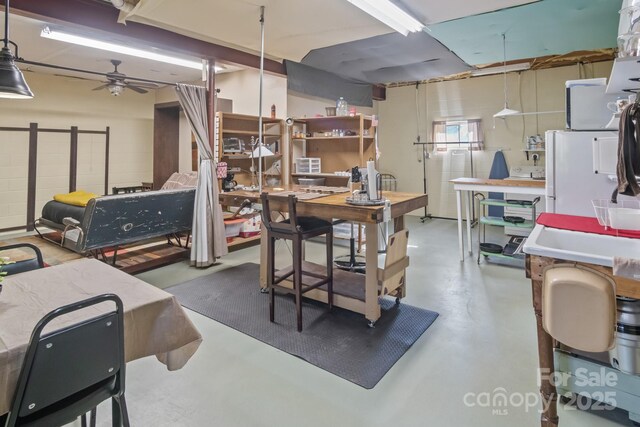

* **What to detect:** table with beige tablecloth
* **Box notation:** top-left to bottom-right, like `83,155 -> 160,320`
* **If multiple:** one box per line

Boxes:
0,258 -> 202,414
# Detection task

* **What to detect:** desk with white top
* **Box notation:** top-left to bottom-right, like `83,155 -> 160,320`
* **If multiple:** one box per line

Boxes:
450,178 -> 546,261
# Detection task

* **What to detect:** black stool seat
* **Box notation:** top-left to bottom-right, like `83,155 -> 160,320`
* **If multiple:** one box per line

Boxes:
260,193 -> 334,332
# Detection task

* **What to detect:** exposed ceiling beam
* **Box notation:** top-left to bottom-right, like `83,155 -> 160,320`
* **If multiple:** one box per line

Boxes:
386,49 -> 616,87
7,0 -> 286,76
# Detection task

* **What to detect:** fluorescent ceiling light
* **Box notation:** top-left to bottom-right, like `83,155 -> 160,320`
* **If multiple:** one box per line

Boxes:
346,0 -> 424,36
472,62 -> 530,77
41,27 -> 220,72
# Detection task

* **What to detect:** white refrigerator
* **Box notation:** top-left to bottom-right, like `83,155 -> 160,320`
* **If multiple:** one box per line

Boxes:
546,130 -> 622,217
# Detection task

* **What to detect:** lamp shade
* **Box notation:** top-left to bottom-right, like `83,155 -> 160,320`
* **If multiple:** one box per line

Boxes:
493,107 -> 521,118
0,47 -> 34,99
251,143 -> 275,158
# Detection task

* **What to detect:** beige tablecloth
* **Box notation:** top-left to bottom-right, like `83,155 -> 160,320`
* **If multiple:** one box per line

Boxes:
0,259 -> 202,414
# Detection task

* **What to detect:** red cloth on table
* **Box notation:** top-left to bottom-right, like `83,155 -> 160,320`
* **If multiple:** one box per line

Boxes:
537,213 -> 640,239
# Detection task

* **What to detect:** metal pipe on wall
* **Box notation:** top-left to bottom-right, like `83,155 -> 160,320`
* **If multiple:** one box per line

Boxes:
258,6 -> 265,194
206,59 -> 216,153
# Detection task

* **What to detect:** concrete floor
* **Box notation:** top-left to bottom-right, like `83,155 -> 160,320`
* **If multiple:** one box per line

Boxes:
86,218 -> 630,426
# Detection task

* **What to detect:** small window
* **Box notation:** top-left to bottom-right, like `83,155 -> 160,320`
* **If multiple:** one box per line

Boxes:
432,119 -> 483,151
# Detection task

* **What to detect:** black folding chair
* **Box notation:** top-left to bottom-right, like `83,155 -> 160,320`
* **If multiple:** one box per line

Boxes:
4,294 -> 130,427
0,243 -> 44,275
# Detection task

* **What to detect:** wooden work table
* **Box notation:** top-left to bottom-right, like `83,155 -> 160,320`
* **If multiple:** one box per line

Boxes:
450,178 -> 546,261
220,186 -> 426,224
219,186 -> 428,325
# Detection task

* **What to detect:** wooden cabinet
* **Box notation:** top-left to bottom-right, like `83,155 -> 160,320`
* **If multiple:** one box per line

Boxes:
289,115 -> 377,186
215,112 -> 284,188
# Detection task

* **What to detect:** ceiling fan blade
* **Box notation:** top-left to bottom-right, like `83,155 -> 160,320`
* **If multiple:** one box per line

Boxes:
126,84 -> 148,94
92,84 -> 109,91
54,73 -> 92,81
129,81 -> 160,89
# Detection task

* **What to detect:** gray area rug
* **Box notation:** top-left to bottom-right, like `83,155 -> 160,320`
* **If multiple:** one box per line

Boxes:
166,263 -> 438,389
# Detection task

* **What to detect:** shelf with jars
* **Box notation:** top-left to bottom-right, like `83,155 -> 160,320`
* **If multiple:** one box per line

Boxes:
288,114 -> 377,186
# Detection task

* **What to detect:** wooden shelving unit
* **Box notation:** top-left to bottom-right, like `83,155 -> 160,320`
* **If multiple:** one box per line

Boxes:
215,113 -> 283,252
226,234 -> 261,252
288,115 -> 377,186
215,112 -> 284,188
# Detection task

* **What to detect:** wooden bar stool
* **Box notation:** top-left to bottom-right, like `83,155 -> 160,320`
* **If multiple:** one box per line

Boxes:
260,193 -> 334,332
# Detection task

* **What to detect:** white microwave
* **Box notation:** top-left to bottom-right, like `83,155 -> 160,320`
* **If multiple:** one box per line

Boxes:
565,84 -> 620,131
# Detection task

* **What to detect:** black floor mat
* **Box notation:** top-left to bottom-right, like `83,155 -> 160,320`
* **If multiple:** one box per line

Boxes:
166,262 -> 439,389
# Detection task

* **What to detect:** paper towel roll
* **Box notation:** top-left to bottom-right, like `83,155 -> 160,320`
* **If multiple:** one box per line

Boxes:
367,160 -> 377,200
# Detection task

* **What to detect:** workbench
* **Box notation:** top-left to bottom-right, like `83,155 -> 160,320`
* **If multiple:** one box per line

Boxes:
450,178 -> 546,261
219,186 -> 427,325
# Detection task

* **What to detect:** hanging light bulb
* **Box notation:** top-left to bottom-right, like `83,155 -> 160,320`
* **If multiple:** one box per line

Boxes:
0,0 -> 33,99
494,32 -> 518,118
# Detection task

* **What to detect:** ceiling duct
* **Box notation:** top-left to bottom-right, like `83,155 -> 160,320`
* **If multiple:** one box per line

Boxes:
109,0 -> 137,13
108,0 -> 141,23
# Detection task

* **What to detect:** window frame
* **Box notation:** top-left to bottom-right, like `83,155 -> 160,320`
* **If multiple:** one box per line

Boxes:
432,118 -> 484,152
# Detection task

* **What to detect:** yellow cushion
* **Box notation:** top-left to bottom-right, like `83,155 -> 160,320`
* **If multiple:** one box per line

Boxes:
53,190 -> 97,207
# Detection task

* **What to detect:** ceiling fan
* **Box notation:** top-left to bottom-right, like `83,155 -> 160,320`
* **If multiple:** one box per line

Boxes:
92,60 -> 159,96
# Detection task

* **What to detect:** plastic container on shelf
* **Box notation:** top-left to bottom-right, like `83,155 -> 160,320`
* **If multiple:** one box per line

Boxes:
592,199 -> 640,230
619,3 -> 640,35
592,199 -> 611,228
336,97 -> 348,116
295,157 -> 321,174
298,177 -> 325,186
618,31 -> 640,57
609,206 -> 640,230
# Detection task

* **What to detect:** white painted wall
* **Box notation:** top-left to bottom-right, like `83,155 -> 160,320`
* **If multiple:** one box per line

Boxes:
216,69 -> 287,116
376,61 -> 614,218
0,72 -> 154,229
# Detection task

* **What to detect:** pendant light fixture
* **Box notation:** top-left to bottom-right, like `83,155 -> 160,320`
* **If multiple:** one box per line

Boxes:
493,33 -> 518,118
0,0 -> 33,99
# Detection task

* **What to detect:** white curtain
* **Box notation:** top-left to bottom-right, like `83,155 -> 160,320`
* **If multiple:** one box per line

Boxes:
175,83 -> 228,267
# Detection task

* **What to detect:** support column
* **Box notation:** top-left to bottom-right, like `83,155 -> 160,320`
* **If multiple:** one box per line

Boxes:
104,126 -> 110,195
26,122 -> 38,231
206,59 -> 216,154
69,126 -> 78,192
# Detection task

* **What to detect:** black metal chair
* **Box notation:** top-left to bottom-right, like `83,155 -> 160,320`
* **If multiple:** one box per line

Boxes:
0,243 -> 44,276
260,193 -> 333,332
4,294 -> 129,427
